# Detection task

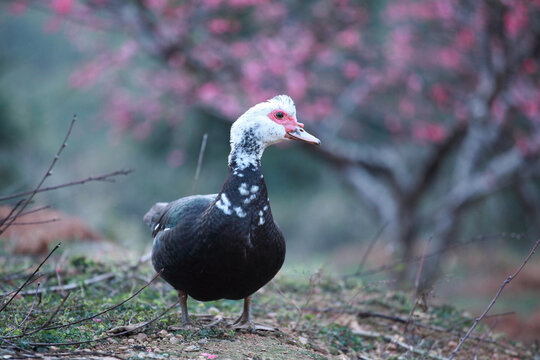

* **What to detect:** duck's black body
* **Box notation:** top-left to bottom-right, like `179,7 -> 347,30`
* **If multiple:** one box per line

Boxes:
149,164 -> 285,302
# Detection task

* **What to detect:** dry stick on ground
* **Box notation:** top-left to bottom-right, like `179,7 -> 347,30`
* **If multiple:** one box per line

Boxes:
352,328 -> 446,360
27,299 -> 181,347
191,133 -> 208,195
0,243 -> 61,313
38,270 -> 163,333
0,169 -> 134,203
0,117 -> 76,236
404,236 -> 432,334
10,219 -> 60,226
448,238 -> 540,360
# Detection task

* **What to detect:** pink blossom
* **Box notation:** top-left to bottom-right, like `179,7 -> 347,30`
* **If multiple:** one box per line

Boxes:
51,0 -> 73,15
208,18 -> 237,34
167,149 -> 185,168
9,1 -> 28,15
198,82 -> 220,102
338,28 -> 360,48
343,61 -> 361,80
455,29 -> 475,49
430,84 -> 449,107
92,318 -> 102,323
523,58 -> 537,74
504,2 -> 528,38
412,124 -> 446,143
201,353 -> 218,359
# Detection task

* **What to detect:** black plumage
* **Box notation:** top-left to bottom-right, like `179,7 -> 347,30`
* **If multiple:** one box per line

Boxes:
144,95 -> 320,329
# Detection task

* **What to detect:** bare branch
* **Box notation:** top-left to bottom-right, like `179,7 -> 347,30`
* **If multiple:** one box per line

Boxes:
448,238 -> 540,359
0,169 -> 134,203
0,243 -> 61,313
27,299 -> 180,347
0,116 -> 76,235
191,133 -> 208,195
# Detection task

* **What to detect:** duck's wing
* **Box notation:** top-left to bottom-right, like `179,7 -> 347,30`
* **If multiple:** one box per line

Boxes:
145,194 -> 217,237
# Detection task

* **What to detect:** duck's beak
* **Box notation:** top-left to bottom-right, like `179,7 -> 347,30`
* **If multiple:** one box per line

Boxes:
286,126 -> 321,145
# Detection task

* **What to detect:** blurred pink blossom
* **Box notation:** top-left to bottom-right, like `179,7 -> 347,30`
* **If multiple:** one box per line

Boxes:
412,123 -> 446,143
9,1 -> 28,15
51,0 -> 73,15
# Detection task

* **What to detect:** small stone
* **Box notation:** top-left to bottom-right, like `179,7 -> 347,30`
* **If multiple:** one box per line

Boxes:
170,337 -> 180,345
184,345 -> 199,352
198,338 -> 208,345
136,333 -> 147,342
298,336 -> 308,345
128,338 -> 135,343
159,329 -> 169,337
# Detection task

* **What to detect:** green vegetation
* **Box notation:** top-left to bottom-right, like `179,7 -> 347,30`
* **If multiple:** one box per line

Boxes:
0,252 -> 531,359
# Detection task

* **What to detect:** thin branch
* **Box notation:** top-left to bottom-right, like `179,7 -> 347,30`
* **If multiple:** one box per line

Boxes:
9,219 -> 59,226
27,299 -> 180,347
39,270 -> 163,332
293,270 -> 321,331
191,133 -> 208,195
471,315 -> 500,359
0,243 -> 61,313
0,117 -> 75,235
0,199 -> 24,229
448,238 -> 540,360
0,206 -> 51,222
0,169 -> 134,203
357,223 -> 388,271
0,271 -> 115,297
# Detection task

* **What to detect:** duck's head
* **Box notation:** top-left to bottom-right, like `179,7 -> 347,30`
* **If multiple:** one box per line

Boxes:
229,95 -> 320,169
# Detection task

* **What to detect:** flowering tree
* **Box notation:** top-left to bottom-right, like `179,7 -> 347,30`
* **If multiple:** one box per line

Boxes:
7,0 -> 540,286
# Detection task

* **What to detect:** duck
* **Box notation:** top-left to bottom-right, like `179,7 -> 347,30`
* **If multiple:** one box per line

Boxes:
143,95 -> 320,329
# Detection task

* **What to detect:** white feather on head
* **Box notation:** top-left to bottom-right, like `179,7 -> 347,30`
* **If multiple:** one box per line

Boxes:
228,95 -> 297,169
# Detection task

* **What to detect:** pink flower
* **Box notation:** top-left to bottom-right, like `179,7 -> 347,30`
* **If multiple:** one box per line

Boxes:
201,353 -> 217,359
9,1 -> 28,15
92,318 -> 102,323
51,0 -> 73,15
412,123 -> 446,143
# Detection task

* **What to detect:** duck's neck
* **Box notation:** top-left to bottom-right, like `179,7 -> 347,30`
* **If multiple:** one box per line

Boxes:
228,130 -> 265,171
213,161 -> 272,225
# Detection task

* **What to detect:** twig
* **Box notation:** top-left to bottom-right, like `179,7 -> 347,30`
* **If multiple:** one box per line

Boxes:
405,237 -> 432,333
191,133 -> 208,195
27,299 -> 180,347
14,282 -> 41,333
345,234 -> 497,278
448,238 -> 540,360
9,218 -> 59,226
0,271 -> 115,297
352,328 -> 446,360
0,243 -> 61,313
0,117 -> 75,235
0,169 -> 134,203
20,292 -> 71,337
40,270 -> 163,332
356,223 -> 387,271
471,315 -> 500,359
293,270 -> 321,331
0,199 -> 24,229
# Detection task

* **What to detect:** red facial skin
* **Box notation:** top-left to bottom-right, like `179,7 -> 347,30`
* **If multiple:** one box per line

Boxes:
268,109 -> 304,133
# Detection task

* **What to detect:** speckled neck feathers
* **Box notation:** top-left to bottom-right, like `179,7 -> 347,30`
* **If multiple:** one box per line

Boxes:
213,165 -> 272,229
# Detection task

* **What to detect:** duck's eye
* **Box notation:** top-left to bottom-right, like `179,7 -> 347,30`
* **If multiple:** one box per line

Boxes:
275,112 -> 284,119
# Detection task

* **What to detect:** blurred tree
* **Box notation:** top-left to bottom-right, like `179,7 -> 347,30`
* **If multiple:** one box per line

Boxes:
5,0 -> 540,287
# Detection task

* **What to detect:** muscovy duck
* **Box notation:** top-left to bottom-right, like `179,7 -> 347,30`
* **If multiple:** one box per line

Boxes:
144,95 -> 320,329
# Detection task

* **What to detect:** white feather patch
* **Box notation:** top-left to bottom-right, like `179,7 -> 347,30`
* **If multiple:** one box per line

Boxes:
216,193 -> 232,215
238,183 -> 249,196
233,206 -> 246,218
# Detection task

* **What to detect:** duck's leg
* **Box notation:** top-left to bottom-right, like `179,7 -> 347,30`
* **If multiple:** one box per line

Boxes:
178,290 -> 191,325
230,296 -> 276,331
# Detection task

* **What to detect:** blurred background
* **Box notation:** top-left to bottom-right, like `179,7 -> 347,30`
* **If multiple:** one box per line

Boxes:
1,0 -> 540,344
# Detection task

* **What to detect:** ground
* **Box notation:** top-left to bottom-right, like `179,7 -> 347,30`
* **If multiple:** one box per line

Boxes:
0,251 -> 536,359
